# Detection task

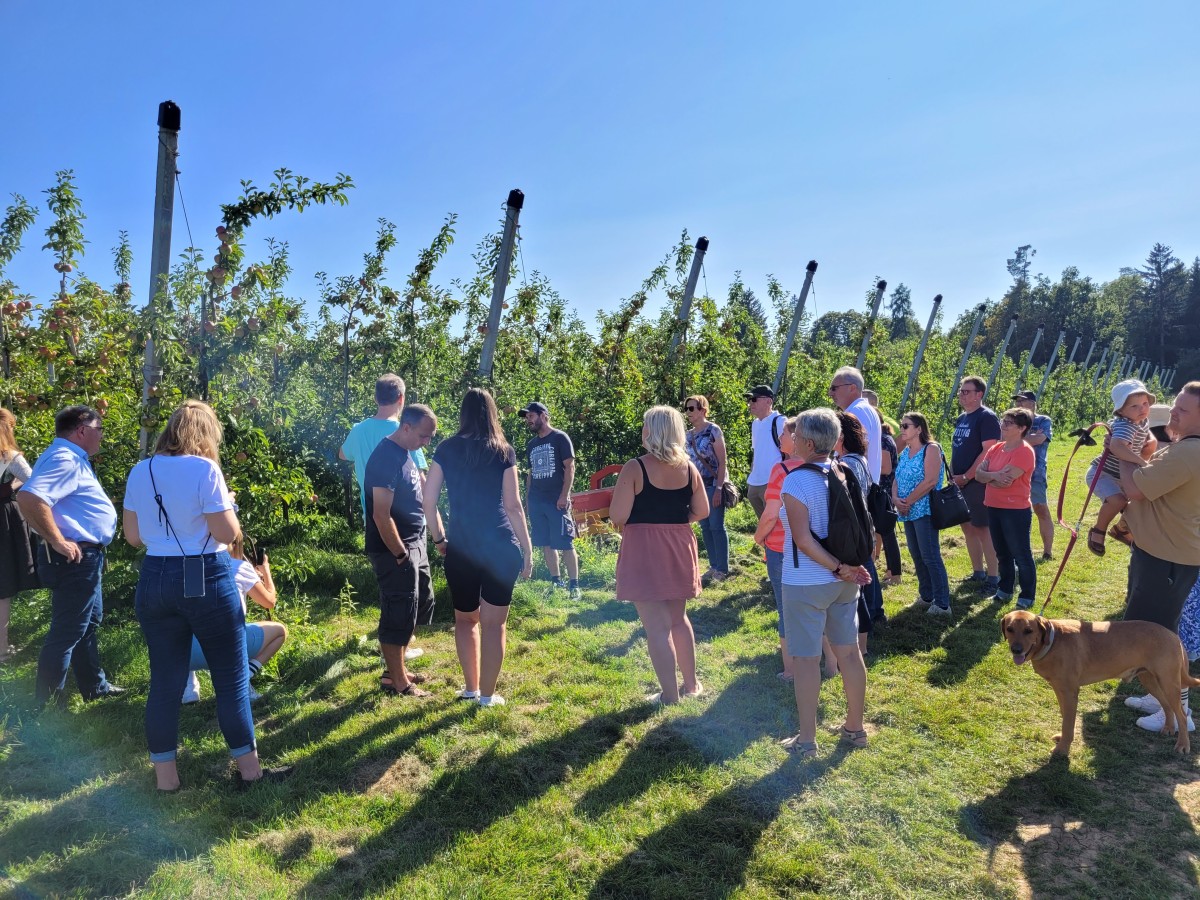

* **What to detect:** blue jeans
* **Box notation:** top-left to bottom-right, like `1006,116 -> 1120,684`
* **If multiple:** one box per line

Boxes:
135,553 -> 255,762
903,516 -> 951,609
765,547 -> 784,636
988,506 -> 1036,606
865,557 -> 884,619
35,546 -> 112,703
699,479 -> 729,574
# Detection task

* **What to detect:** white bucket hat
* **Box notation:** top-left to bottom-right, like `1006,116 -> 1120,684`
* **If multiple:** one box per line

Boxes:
1111,379 -> 1156,414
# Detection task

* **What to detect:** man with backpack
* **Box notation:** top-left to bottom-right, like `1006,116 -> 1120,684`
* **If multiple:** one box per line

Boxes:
745,385 -> 788,517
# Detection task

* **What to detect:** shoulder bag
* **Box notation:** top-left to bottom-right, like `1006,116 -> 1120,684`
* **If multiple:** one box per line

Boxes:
928,447 -> 971,531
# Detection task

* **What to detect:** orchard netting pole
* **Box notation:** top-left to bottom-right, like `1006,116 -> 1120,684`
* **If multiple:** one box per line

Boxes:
139,100 -> 180,459
944,303 -> 987,424
1015,323 -> 1044,393
1092,346 -> 1109,386
1079,339 -> 1097,377
478,189 -> 524,379
855,279 -> 887,371
668,236 -> 709,359
1035,329 -> 1065,398
985,315 -> 1019,404
898,293 -> 941,415
772,260 -> 817,395
1047,334 -> 1082,408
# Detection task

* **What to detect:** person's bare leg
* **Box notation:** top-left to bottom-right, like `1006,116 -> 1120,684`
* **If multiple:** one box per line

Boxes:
0,597 -> 11,655
1033,503 -> 1054,556
380,642 -> 411,689
821,635 -> 839,677
478,600 -> 510,697
634,600 -> 680,703
666,598 -> 700,695
979,524 -> 999,577
455,610 -> 481,693
254,623 -> 287,666
791,656 -> 822,743
858,632 -> 868,655
779,637 -> 794,678
153,759 -> 180,791
832,642 -> 866,733
563,547 -> 580,582
1094,495 -> 1126,533
960,523 -> 984,572
543,548 -> 560,579
235,750 -> 264,782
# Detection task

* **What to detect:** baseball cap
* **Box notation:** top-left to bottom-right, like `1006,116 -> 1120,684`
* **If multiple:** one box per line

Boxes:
518,401 -> 548,416
1111,379 -> 1156,415
743,385 -> 775,400
1149,404 -> 1171,429
1011,390 -> 1037,402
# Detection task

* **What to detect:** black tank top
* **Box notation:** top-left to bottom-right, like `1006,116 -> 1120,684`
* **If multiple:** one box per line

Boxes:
627,458 -> 693,525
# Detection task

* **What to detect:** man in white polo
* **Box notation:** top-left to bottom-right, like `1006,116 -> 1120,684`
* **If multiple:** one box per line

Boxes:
745,385 -> 787,518
829,366 -> 881,483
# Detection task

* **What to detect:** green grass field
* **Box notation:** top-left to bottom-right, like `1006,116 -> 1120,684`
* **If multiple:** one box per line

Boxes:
2,440 -> 1198,899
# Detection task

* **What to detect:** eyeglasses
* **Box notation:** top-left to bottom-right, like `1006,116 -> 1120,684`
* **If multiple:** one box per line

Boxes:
80,424 -> 104,434
1001,419 -> 1018,427
899,423 -> 913,430
958,388 -> 978,395
828,383 -> 851,394
684,406 -> 698,412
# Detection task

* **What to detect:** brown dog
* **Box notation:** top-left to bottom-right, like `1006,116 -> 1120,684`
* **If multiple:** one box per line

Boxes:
1000,610 -> 1200,755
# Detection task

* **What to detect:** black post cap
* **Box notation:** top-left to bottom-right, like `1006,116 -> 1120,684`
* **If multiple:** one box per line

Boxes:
696,236 -> 709,252
157,101 -> 181,131
506,189 -> 524,210
933,294 -> 943,303
876,280 -> 887,291
806,260 -> 818,272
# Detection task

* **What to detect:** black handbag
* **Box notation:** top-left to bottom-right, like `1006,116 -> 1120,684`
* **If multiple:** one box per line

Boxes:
929,449 -> 971,531
720,480 -> 741,508
866,481 -> 897,530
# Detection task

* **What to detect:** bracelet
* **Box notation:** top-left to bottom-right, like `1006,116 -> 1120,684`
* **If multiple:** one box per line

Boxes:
433,537 -> 447,545
832,562 -> 844,576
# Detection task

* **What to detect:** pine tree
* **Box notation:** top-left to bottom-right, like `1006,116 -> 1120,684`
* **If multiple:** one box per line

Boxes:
886,282 -> 915,339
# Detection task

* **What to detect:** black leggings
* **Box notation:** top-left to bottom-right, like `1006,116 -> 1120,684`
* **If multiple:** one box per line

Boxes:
444,543 -> 523,613
879,524 -> 903,576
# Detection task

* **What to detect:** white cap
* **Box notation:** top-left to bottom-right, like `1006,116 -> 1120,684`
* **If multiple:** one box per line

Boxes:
1111,379 -> 1156,414
1149,404 -> 1171,429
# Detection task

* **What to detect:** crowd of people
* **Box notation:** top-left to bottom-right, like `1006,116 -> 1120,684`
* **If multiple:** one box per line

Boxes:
0,367 -> 1197,784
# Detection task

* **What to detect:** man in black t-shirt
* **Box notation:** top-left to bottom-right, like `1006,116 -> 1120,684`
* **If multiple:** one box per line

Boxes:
364,404 -> 441,696
950,376 -> 1000,593
520,401 -> 581,599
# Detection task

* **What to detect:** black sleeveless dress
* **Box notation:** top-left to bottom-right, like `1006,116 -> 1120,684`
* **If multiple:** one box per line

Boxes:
615,457 -> 701,602
0,454 -> 39,597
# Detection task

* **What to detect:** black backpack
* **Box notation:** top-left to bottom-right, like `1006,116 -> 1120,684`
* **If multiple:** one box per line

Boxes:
791,460 -> 874,568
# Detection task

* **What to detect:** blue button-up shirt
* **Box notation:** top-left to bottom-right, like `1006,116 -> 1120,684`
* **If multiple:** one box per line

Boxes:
20,437 -> 117,545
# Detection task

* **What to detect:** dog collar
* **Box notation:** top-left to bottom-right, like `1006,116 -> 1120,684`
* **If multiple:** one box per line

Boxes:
1032,622 -> 1056,661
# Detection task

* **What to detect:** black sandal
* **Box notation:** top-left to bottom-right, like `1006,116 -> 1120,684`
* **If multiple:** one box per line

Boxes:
382,681 -> 431,698
1086,527 -> 1106,556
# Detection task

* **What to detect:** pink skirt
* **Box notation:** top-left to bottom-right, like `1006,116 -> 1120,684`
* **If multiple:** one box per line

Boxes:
615,523 -> 702,603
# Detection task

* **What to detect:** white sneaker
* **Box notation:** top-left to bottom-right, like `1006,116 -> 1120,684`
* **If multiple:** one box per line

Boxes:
248,686 -> 262,702
926,603 -> 952,617
477,694 -> 506,707
1124,694 -> 1162,714
1135,708 -> 1195,733
181,671 -> 201,704
455,689 -> 480,701
405,648 -> 425,661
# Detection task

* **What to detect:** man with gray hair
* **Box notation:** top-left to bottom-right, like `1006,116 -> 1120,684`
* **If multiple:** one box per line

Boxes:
829,367 -> 881,484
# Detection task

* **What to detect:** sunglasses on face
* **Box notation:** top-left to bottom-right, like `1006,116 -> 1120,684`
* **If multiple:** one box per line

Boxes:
684,406 -> 698,412
899,423 -> 913,430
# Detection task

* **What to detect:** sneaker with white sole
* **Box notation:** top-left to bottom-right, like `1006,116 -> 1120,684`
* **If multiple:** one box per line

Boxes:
181,671 -> 201,704
405,648 -> 425,661
926,603 -> 952,617
1124,694 -> 1162,714
1136,707 -> 1195,733
455,689 -> 480,701
477,694 -> 506,707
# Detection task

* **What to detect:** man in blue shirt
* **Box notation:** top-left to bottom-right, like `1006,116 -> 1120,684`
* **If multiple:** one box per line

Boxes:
17,406 -> 123,705
1012,391 -> 1054,559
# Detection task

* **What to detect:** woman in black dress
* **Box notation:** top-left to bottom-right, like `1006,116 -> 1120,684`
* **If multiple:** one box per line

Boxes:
0,408 -> 39,662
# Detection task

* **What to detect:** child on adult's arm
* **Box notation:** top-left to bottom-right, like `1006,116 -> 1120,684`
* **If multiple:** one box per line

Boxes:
1087,380 -> 1157,556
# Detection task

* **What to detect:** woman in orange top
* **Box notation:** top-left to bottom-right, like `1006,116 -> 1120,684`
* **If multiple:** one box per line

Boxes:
752,417 -> 802,681
975,407 -> 1037,609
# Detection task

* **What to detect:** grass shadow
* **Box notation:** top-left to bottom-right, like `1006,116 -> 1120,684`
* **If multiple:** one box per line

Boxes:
588,749 -> 853,899
297,704 -> 656,896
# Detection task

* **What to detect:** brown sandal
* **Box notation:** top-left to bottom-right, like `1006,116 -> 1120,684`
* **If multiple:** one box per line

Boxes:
1108,524 -> 1134,547
382,681 -> 431,698
1086,527 -> 1106,556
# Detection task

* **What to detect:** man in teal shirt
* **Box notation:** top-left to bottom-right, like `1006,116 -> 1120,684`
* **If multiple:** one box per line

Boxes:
340,374 -> 427,519
340,374 -> 427,660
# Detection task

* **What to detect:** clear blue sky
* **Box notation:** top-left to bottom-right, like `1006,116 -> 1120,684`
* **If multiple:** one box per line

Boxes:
2,2 -> 1197,330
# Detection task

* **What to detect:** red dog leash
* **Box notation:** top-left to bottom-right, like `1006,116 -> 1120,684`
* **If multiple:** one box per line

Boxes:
1039,421 -> 1112,615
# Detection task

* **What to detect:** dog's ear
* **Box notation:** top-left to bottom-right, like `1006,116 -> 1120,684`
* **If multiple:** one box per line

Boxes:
1000,612 -> 1013,642
1035,615 -> 1049,641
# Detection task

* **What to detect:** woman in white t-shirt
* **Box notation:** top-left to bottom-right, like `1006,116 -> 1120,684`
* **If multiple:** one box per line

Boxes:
123,401 -> 290,791
777,408 -> 872,759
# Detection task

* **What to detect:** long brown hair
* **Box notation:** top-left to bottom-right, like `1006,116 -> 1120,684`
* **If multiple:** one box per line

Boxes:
154,400 -> 223,462
0,408 -> 19,455
456,387 -> 512,465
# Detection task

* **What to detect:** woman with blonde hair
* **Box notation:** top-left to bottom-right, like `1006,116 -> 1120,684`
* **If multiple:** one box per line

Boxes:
0,408 -> 38,661
610,405 -> 709,704
124,400 -> 290,790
